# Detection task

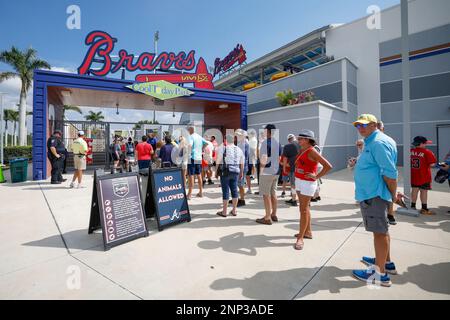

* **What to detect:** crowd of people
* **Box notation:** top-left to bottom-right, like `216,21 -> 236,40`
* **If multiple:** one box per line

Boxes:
46,114 -> 450,288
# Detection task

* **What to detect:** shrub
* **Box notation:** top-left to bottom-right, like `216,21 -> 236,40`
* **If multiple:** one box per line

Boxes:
276,89 -> 295,106
4,146 -> 32,163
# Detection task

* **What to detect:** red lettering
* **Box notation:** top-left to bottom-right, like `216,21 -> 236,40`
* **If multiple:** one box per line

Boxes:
78,31 -> 115,76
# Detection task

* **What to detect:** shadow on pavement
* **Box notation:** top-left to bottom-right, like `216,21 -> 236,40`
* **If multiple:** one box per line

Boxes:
198,232 -> 294,256
394,262 -> 450,295
210,262 -> 450,299
22,229 -> 104,252
173,217 -> 269,229
310,203 -> 361,211
210,266 -> 364,299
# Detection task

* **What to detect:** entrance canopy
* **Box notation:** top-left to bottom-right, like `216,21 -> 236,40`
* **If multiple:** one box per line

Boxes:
33,70 -> 247,180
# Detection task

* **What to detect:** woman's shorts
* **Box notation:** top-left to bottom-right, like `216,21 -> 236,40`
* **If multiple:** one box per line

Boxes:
295,178 -> 317,197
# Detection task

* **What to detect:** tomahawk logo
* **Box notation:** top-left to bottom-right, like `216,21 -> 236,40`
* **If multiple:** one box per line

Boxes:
366,265 -> 382,290
170,209 -> 181,221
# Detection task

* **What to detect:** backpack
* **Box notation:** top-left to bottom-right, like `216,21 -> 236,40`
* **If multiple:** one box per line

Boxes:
126,142 -> 134,155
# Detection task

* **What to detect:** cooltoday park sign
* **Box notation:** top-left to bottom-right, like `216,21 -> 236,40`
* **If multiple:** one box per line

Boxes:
126,80 -> 194,100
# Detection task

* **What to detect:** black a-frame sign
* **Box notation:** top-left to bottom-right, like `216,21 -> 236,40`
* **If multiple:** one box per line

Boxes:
88,170 -> 148,250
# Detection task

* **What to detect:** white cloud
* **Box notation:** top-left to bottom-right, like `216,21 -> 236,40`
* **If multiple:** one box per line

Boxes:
50,66 -> 76,74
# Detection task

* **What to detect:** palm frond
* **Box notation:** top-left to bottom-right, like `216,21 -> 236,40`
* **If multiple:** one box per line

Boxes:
0,71 -> 19,82
63,105 -> 82,114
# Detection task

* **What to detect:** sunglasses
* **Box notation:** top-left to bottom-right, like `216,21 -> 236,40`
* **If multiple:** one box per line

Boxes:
354,123 -> 369,129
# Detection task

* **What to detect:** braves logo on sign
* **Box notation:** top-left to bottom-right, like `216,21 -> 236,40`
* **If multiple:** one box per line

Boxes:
78,30 -> 214,89
112,180 -> 129,197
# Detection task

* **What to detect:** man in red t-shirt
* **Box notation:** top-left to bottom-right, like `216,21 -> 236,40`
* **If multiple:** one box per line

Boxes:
410,136 -> 437,215
135,135 -> 154,169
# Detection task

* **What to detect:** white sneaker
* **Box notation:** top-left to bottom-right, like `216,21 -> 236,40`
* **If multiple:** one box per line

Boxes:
77,184 -> 86,189
69,182 -> 75,188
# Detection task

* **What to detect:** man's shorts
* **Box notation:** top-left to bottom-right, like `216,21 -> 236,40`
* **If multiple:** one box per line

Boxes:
74,155 -> 86,170
411,183 -> 431,190
295,178 -> 317,197
246,164 -> 254,176
281,175 -> 290,182
187,159 -> 201,175
259,174 -> 278,196
360,197 -> 390,234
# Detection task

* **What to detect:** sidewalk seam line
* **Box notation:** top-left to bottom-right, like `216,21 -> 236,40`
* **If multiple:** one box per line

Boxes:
290,222 -> 362,300
39,182 -> 70,255
70,255 -> 144,300
39,181 -> 144,300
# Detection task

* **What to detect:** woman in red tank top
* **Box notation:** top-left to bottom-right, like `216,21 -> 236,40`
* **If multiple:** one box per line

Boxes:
294,130 -> 332,250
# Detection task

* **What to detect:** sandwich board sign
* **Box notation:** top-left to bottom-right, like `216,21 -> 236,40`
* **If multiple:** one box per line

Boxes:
89,170 -> 148,250
145,167 -> 191,231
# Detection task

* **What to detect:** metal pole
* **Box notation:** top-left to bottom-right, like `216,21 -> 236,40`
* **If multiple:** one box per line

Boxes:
0,93 -> 4,165
398,0 -> 416,216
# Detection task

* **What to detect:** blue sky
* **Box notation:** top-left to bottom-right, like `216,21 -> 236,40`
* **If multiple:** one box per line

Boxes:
0,0 -> 399,127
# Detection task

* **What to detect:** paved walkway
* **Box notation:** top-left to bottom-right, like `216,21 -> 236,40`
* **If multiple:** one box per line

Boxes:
0,168 -> 449,299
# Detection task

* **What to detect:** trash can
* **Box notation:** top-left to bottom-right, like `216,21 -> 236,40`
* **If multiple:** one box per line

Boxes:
10,158 -> 28,183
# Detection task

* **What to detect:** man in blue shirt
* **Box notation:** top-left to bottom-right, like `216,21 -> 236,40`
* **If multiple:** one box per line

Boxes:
256,124 -> 282,225
352,114 -> 405,287
187,125 -> 207,199
147,130 -> 158,153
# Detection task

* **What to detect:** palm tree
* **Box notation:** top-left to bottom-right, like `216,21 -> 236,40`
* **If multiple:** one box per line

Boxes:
25,110 -> 32,127
0,47 -> 51,145
62,104 -> 82,120
3,109 -> 14,147
9,110 -> 19,146
84,111 -> 105,122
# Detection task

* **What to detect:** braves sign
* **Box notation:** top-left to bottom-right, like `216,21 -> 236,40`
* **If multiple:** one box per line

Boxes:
213,44 -> 247,77
78,30 -> 214,89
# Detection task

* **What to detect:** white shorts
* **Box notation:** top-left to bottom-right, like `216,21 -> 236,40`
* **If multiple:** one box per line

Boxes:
73,155 -> 86,170
295,178 -> 317,197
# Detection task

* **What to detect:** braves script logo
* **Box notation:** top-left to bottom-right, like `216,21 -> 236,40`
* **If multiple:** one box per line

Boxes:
213,44 -> 247,77
78,30 -> 214,89
112,179 -> 129,197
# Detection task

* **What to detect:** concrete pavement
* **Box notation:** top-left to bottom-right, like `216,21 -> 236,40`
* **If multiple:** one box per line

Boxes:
0,168 -> 449,299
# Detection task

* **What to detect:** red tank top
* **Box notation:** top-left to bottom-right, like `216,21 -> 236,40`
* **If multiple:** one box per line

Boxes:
295,147 -> 318,181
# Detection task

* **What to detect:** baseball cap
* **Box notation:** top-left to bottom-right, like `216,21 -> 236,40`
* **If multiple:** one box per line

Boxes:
353,114 -> 378,126
297,129 -> 316,142
78,130 -> 85,136
412,136 -> 432,146
235,129 -> 247,136
287,134 -> 296,140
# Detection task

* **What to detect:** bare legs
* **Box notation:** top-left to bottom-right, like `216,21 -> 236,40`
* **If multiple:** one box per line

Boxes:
374,233 -> 390,274
296,192 -> 312,249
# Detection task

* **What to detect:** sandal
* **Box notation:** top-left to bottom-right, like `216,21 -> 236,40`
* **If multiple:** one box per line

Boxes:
294,233 -> 313,239
294,239 -> 304,250
255,218 -> 272,225
270,214 -> 278,222
216,211 -> 227,217
196,193 -> 203,198
229,209 -> 237,216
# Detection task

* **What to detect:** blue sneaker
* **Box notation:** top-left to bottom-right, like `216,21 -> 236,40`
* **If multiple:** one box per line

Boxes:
361,256 -> 397,275
352,269 -> 392,287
